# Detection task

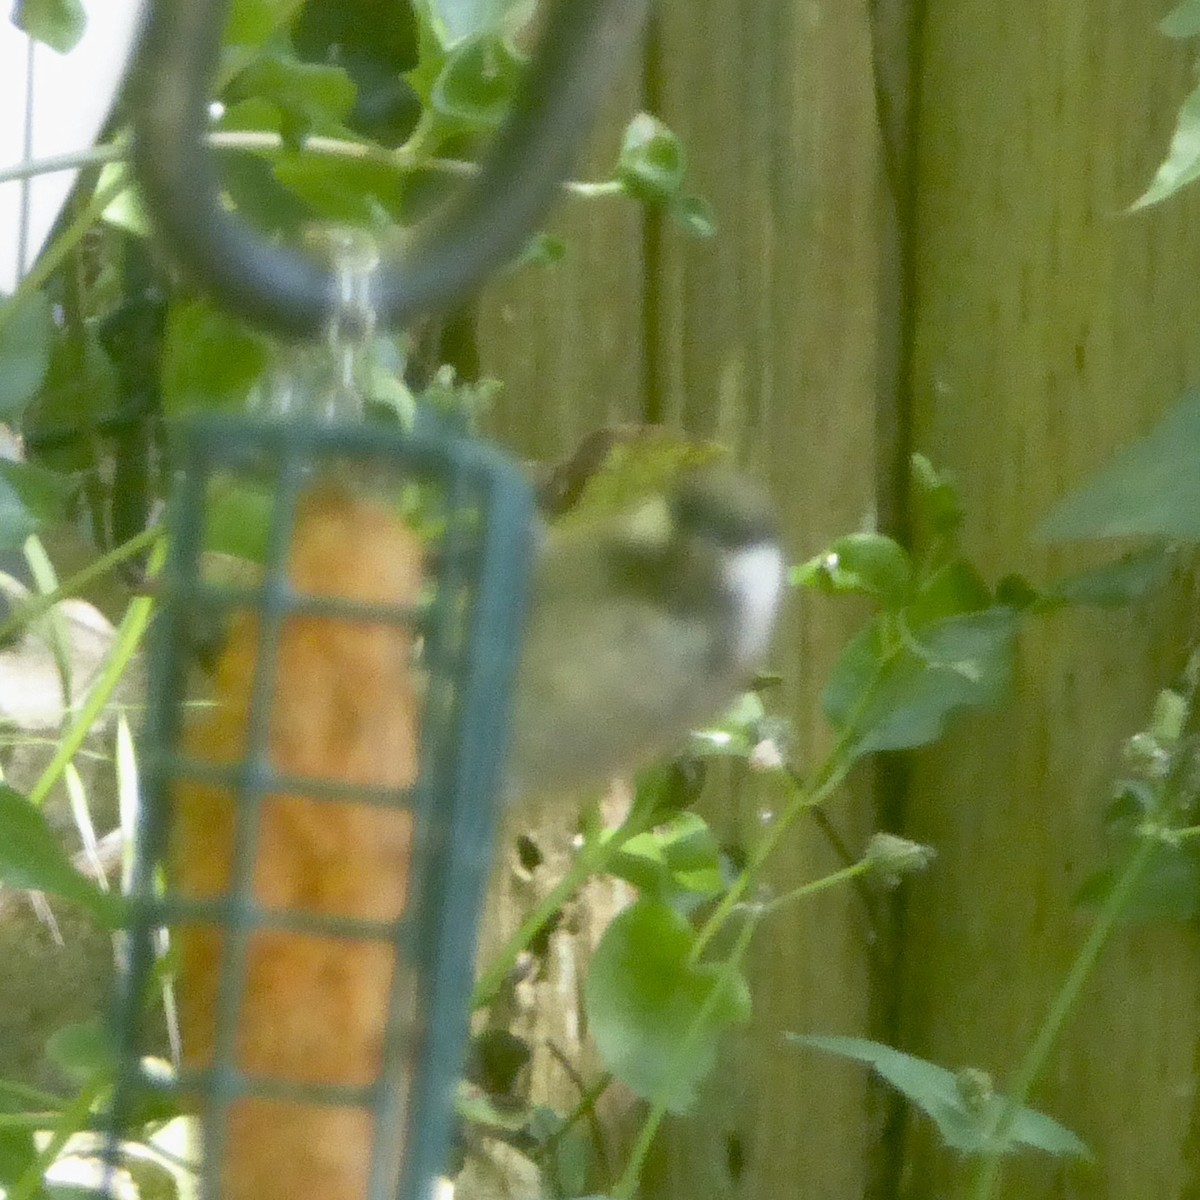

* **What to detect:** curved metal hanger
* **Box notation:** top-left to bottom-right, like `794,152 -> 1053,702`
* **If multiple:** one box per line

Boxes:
130,0 -> 648,338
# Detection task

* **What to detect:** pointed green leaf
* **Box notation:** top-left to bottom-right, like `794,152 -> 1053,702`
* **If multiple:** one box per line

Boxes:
227,54 -> 357,137
1048,544 -> 1173,608
586,900 -> 750,1113
162,299 -> 271,414
0,785 -> 123,927
12,0 -> 85,53
1133,84 -> 1200,209
910,453 -> 964,539
618,113 -> 686,204
791,1035 -> 1090,1160
431,33 -> 524,129
1037,390 -> 1200,540
1161,0 -> 1200,35
0,292 -> 56,419
0,461 -> 76,550
793,533 -> 914,608
823,607 -> 1018,757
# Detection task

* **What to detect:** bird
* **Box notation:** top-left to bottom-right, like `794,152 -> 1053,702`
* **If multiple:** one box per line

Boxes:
168,465 -> 784,1200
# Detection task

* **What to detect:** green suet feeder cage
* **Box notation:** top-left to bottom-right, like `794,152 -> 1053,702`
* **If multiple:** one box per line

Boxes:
103,0 -> 649,1196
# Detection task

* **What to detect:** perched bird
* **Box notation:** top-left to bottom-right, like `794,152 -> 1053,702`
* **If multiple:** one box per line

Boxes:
509,468 -> 784,797
168,466 -> 784,1200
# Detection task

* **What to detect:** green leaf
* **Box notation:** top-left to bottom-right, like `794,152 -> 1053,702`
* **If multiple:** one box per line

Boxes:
505,232 -> 568,273
671,194 -> 717,239
994,573 -> 1041,610
1133,84 -> 1200,209
45,1019 -> 114,1084
272,155 -> 406,226
162,299 -> 271,414
0,461 -> 75,550
25,327 -> 120,458
1048,544 -> 1173,608
822,607 -> 1019,758
227,54 -> 357,137
0,1125 -> 38,1188
97,162 -> 149,238
911,558 -> 991,621
618,113 -> 686,205
1036,390 -> 1200,539
431,33 -> 524,129
793,533 -> 914,608
910,453 -> 964,540
790,1035 -> 1090,1160
585,900 -> 750,1113
608,814 -> 724,901
0,292 -> 56,419
224,0 -> 306,49
202,478 -> 276,562
1076,842 -> 1200,923
1161,0 -> 1200,36
12,0 -> 86,53
0,786 -> 123,926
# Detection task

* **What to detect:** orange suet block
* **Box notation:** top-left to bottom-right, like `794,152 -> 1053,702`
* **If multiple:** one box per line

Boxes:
171,483 -> 424,1200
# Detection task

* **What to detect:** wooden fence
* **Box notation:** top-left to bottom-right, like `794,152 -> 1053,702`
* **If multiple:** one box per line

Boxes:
476,3 -> 1200,1198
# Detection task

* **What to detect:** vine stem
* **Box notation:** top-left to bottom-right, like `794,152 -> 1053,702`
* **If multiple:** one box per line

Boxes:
967,833 -> 1156,1200
762,859 -> 873,916
688,751 -> 853,965
610,912 -> 759,1200
0,131 -> 624,197
27,536 -> 167,809
0,524 -> 163,646
689,632 -> 901,965
0,174 -> 128,322
472,808 -> 653,1011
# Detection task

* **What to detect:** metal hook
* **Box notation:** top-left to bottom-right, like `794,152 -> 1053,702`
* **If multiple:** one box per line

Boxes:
130,0 -> 648,339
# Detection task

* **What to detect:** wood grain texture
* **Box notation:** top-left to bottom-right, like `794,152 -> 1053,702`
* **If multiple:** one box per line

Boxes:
900,3 -> 1200,1197
637,4 -> 880,1199
472,54 -> 649,1138
476,55 -> 647,461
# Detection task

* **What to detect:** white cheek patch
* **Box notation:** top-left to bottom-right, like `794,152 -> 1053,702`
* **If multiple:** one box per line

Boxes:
722,542 -> 785,666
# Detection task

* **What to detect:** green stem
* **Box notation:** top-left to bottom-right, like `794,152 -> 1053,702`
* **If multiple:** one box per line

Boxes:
967,834 -> 1156,1200
7,1075 -> 105,1200
1166,823 -> 1200,842
761,859 -> 873,916
0,1112 -> 62,1128
0,1079 -> 66,1109
689,754 -> 852,965
27,537 -> 166,808
689,646 -> 896,966
610,913 -> 759,1200
0,131 -> 623,198
0,524 -> 163,646
472,814 -> 648,1011
0,174 -> 127,320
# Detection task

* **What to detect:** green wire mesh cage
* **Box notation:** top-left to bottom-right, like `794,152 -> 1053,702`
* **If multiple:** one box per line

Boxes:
106,412 -> 533,1200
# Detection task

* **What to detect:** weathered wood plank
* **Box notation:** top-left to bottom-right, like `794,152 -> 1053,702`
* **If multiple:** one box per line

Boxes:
471,58 -> 650,1144
641,3 -> 881,1198
901,3 -> 1200,1196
